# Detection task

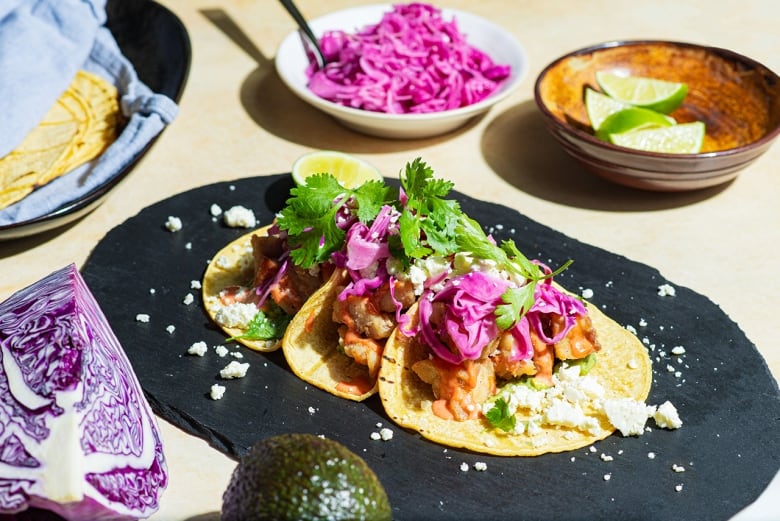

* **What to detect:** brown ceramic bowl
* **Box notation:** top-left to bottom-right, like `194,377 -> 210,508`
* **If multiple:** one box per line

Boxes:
534,40 -> 780,191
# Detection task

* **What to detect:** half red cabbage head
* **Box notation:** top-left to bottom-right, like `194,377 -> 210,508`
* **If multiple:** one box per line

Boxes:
0,264 -> 167,520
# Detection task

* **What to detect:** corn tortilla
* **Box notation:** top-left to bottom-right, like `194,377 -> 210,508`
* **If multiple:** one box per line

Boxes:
282,270 -> 378,402
378,297 -> 653,456
202,225 -> 283,352
0,70 -> 121,210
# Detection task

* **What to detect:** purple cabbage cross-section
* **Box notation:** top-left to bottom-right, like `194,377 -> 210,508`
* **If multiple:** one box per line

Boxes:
0,264 -> 167,520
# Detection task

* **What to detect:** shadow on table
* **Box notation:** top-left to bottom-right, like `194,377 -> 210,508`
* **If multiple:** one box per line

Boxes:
199,8 -> 477,153
480,100 -> 730,212
184,512 -> 221,521
0,218 -> 83,257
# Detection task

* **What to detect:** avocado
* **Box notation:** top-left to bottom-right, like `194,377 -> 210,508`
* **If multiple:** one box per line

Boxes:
221,433 -> 392,521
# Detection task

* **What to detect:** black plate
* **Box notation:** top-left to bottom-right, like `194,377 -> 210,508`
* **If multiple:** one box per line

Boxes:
0,0 -> 191,241
81,175 -> 780,521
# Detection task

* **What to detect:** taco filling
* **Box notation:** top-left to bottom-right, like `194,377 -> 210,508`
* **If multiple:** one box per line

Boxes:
202,224 -> 333,352
281,162 -> 451,401
378,216 -> 681,456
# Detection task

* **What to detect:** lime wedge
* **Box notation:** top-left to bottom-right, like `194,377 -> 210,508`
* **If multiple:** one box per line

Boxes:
585,88 -> 633,131
595,107 -> 676,141
608,121 -> 706,153
291,151 -> 382,188
595,72 -> 688,114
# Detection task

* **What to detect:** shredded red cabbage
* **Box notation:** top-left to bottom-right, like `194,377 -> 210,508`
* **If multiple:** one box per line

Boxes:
306,3 -> 511,114
411,270 -> 588,364
526,280 -> 587,345
333,205 -> 400,300
417,271 -> 508,364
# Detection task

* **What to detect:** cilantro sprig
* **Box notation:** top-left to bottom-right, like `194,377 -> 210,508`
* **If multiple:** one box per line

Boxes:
485,397 -> 517,432
276,174 -> 390,268
456,215 -> 572,330
226,308 -> 291,342
397,158 -> 462,261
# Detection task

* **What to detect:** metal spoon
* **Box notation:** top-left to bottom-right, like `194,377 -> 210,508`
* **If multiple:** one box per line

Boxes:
278,0 -> 327,69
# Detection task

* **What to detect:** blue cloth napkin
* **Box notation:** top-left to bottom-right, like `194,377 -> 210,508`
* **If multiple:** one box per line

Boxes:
0,0 -> 179,226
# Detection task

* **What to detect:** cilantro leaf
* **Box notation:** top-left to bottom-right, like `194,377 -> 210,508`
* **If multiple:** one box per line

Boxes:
455,215 -> 573,330
398,158 -> 461,261
495,285 -> 536,330
276,174 -> 390,268
226,310 -> 291,342
485,398 -> 517,432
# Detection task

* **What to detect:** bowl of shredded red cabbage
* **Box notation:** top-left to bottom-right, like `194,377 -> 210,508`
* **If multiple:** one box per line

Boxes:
275,3 -> 526,139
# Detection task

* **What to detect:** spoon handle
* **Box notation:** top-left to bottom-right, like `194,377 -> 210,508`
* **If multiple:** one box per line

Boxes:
278,0 -> 326,68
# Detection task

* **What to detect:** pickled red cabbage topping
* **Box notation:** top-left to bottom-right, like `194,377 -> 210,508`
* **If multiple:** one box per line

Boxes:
416,272 -> 587,365
0,264 -> 167,520
418,271 -> 508,364
333,204 -> 400,300
307,3 -> 511,114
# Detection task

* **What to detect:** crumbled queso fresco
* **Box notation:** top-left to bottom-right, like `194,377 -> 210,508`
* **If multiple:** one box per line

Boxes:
222,205 -> 256,228
483,363 -> 682,438
164,215 -> 182,232
210,384 -> 226,400
219,361 -> 249,379
214,302 -> 258,329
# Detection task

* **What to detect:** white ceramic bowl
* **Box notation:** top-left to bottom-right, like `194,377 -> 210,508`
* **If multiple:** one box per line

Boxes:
275,4 -> 527,139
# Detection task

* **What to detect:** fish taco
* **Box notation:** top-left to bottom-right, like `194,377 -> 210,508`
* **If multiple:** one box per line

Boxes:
202,224 -> 333,352
378,279 -> 655,456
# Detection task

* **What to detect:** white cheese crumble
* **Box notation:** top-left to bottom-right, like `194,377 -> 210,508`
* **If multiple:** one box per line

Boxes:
215,255 -> 232,269
603,473 -> 611,481
166,324 -> 176,334
183,293 -> 195,305
675,484 -> 684,492
653,401 -> 683,429
210,203 -> 223,217
473,462 -> 487,472
135,313 -> 150,323
210,384 -> 226,400
459,462 -> 469,472
671,345 -> 686,356
219,361 -> 250,379
190,280 -> 202,290
187,341 -> 208,356
602,399 -> 655,437
581,288 -> 594,299
223,205 -> 256,228
370,428 -> 394,441
657,283 -> 676,297
215,345 -> 229,357
164,216 -> 182,232
672,464 -> 686,473
214,302 -> 258,329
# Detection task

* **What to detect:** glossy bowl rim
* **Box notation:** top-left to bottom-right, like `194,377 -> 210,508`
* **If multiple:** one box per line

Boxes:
533,39 -> 780,162
275,3 -> 527,125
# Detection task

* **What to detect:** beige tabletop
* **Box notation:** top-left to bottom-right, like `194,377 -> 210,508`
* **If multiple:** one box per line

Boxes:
1,0 -> 778,519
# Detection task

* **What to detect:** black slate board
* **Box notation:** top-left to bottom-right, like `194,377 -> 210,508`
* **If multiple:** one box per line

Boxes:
81,174 -> 780,521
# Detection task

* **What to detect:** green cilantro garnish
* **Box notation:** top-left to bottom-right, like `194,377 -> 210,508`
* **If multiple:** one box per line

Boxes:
276,173 -> 390,269
226,309 -> 292,342
456,215 -> 572,330
485,397 -> 517,432
397,158 -> 462,261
